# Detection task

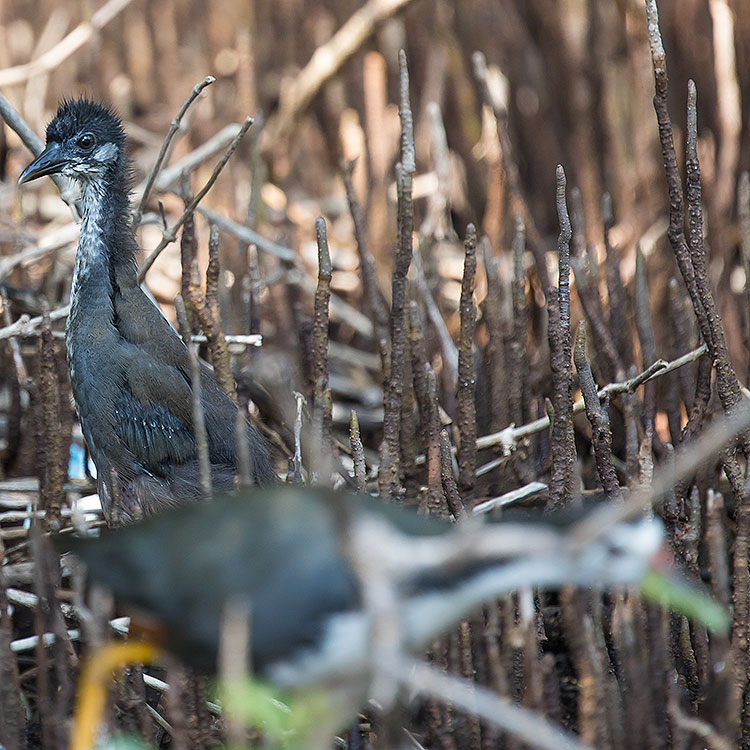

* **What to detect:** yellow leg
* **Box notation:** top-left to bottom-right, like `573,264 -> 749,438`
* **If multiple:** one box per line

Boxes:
70,640 -> 160,750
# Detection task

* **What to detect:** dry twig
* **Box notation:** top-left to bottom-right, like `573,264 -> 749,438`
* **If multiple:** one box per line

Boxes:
378,50 -> 415,500
138,117 -> 253,281
175,295 -> 211,500
0,0 -> 134,87
456,225 -> 477,502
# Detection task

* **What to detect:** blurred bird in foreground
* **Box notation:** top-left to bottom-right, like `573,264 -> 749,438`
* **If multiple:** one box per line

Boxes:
55,485 -> 724,750
18,98 -> 275,523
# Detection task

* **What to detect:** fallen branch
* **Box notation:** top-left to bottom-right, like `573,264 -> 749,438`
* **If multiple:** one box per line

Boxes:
393,658 -> 594,750
0,0 -> 134,87
476,343 -> 708,452
260,0 -> 416,153
472,482 -> 548,515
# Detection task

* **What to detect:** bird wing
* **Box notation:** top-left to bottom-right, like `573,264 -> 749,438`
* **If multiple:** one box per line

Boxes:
115,346 -> 235,471
109,282 -> 274,485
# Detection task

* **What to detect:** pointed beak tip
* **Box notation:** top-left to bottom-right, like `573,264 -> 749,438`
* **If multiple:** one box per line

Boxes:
17,142 -> 64,187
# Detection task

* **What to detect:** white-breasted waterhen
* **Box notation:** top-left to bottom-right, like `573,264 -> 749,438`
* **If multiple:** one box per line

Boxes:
58,485 -> 674,749
18,99 -> 276,522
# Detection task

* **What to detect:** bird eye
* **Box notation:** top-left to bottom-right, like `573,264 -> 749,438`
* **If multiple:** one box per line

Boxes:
77,133 -> 95,151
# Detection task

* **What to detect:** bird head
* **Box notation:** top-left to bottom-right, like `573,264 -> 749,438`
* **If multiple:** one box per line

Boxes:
18,98 -> 126,186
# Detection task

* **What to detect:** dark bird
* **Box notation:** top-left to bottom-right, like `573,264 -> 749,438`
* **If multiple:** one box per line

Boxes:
19,99 -> 275,522
60,485 -> 670,749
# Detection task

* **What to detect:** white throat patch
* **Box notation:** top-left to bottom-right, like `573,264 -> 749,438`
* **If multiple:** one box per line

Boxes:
71,186 -> 108,295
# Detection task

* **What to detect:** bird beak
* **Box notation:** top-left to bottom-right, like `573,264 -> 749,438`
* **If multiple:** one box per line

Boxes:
18,142 -> 65,185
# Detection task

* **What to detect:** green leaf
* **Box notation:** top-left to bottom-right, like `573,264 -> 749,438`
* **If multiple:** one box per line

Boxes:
640,569 -> 730,632
218,676 -> 336,749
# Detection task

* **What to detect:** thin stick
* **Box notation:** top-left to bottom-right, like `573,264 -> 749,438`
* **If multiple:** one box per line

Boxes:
0,291 -> 28,391
393,658 -> 594,750
292,392 -> 305,484
218,600 -> 251,746
308,219 -> 334,470
378,50 -> 415,500
738,172 -> 750,383
235,407 -> 253,489
175,295 -> 211,500
684,79 -> 744,424
0,93 -> 78,217
138,117 -> 254,282
573,322 -> 622,503
0,0 -> 134,87
708,0 -> 741,220
196,207 -> 295,262
476,343 -> 708,451
144,704 -> 173,737
0,304 -> 70,342
456,225 -> 478,502
603,193 -> 632,369
260,0 -> 416,152
472,51 -> 550,294
634,245 -> 657,429
179,176 -> 199,332
38,303 -> 65,531
48,330 -> 261,346
411,247 -> 458,386
0,223 -> 80,281
349,411 -> 367,491
439,428 -> 464,518
342,158 -> 390,373
509,215 -> 529,426
185,224 -> 237,402
472,482 -> 548,515
141,124 -> 245,197
133,76 -> 215,227
572,396 -> 750,547
547,166 -> 575,510
141,674 -> 221,716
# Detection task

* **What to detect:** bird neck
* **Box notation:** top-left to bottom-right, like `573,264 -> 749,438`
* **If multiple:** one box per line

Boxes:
69,162 -> 138,314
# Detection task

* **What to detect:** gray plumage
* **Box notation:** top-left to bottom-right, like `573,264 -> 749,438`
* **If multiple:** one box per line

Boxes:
20,99 -> 275,521
58,486 -> 664,683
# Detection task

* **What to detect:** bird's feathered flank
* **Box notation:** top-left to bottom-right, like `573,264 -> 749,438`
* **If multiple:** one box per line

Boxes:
46,97 -> 126,147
